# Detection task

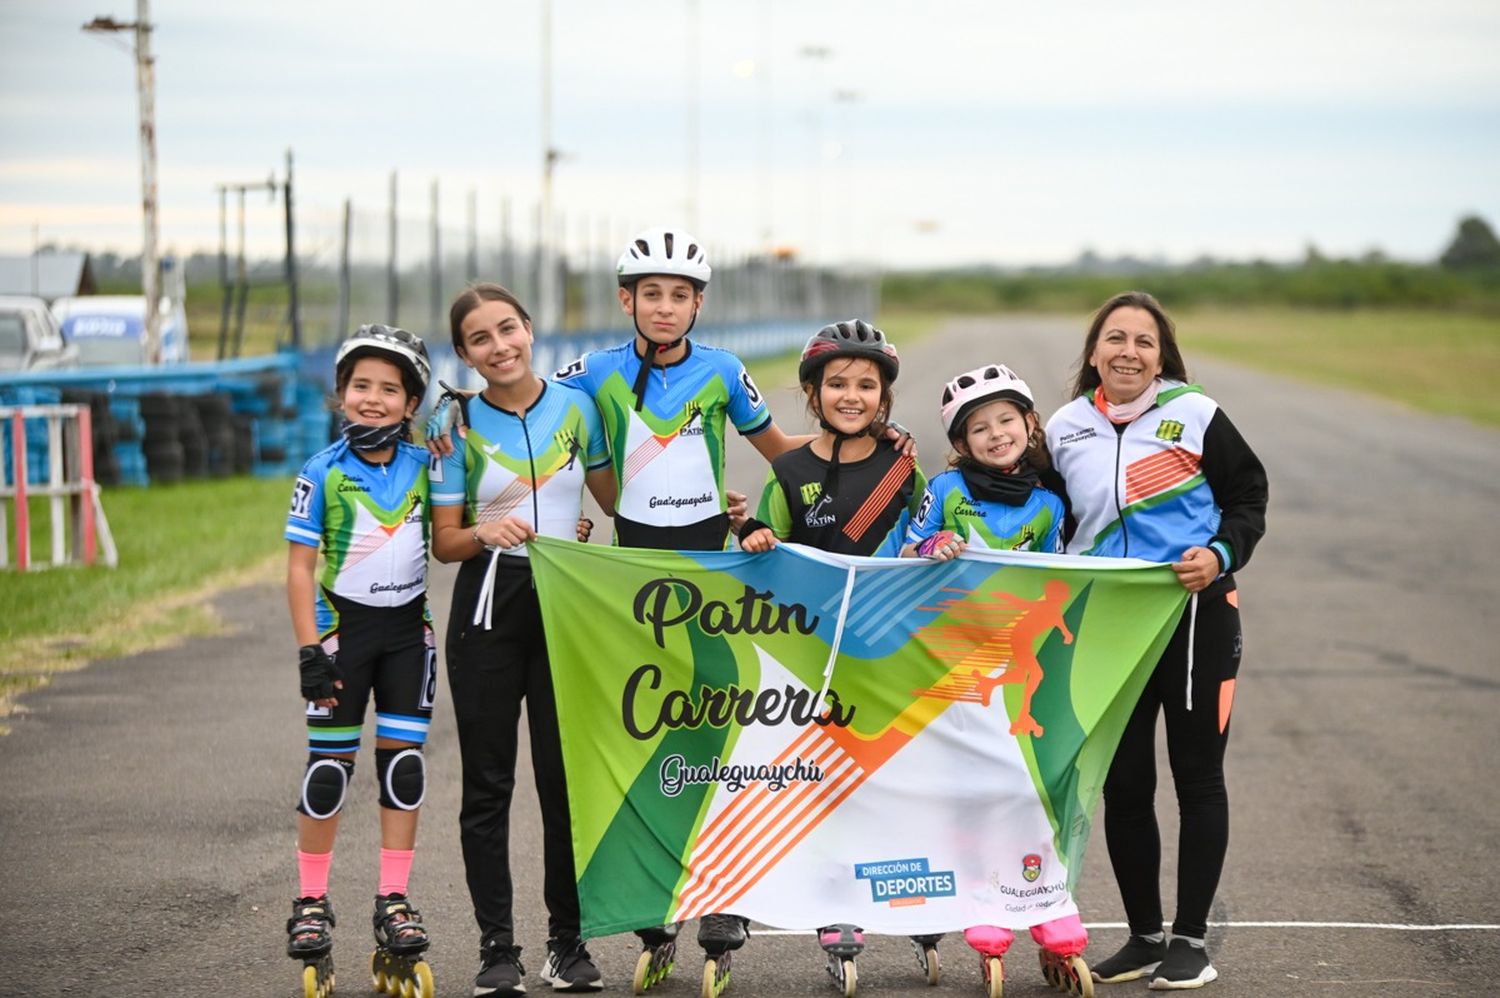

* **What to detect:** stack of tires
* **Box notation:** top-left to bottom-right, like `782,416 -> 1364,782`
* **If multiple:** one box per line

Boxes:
138,392 -> 185,484
193,395 -> 236,478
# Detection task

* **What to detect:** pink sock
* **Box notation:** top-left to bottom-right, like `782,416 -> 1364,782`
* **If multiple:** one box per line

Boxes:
379,848 -> 415,897
297,849 -> 332,899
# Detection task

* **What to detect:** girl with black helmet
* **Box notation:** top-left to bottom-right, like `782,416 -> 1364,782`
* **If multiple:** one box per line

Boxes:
282,323 -> 438,998
738,319 -> 927,997
901,361 -> 1094,998
739,319 -> 923,558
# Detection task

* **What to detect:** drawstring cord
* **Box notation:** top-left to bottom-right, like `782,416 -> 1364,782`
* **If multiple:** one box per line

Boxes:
1184,591 -> 1199,710
472,547 -> 501,630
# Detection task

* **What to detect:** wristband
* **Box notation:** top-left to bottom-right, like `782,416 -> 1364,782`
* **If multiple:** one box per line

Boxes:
738,517 -> 772,543
472,525 -> 485,548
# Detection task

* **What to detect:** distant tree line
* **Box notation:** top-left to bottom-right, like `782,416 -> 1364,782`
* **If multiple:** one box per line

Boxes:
882,215 -> 1500,314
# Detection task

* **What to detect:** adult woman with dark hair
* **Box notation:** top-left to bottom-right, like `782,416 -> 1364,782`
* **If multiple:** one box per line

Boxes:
431,282 -> 616,996
1044,292 -> 1268,991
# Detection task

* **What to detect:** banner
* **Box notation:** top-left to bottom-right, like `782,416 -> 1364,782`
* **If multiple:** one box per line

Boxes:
529,537 -> 1187,937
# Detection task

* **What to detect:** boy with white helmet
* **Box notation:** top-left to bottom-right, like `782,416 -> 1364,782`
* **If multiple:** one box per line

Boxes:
555,225 -> 805,552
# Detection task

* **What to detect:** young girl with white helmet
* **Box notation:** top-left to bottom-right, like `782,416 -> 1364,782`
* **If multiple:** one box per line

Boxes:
283,323 -> 438,998
903,362 -> 1094,998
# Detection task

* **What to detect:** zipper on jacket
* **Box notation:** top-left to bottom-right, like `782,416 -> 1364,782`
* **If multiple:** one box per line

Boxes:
1112,423 -> 1129,556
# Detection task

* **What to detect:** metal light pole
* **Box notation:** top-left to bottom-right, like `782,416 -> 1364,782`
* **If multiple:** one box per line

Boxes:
686,0 -> 700,231
539,0 -> 557,333
84,1 -> 161,364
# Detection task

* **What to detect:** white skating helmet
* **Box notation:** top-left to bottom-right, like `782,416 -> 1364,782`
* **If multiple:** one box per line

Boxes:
939,363 -> 1034,439
616,226 -> 712,290
335,323 -> 431,397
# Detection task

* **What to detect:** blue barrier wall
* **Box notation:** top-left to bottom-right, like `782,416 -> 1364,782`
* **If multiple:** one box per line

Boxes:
1,319 -> 812,488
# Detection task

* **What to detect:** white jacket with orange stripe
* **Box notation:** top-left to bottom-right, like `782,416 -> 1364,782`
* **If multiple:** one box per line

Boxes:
1044,381 -> 1268,574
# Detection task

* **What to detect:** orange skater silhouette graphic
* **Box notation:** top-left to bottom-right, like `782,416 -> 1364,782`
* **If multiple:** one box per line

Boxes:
916,579 -> 1073,737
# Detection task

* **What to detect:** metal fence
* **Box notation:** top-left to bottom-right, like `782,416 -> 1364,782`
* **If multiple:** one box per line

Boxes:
287,177 -> 879,350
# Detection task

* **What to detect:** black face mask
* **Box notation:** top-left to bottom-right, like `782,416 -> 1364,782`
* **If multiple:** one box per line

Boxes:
340,418 -> 408,452
958,456 -> 1039,506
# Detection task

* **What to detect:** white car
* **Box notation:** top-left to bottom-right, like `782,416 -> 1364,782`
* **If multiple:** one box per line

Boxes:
0,295 -> 78,372
51,294 -> 190,367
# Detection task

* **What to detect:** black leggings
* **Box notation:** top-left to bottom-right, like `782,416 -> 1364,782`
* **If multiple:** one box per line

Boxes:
447,554 -> 579,946
1103,577 -> 1242,940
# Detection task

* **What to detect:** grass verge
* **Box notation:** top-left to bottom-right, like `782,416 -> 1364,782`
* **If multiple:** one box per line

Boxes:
1,475 -> 294,727
1178,308 -> 1500,426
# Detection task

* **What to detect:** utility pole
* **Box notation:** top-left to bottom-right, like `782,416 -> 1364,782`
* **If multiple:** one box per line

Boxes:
539,0 -> 557,333
84,0 -> 161,364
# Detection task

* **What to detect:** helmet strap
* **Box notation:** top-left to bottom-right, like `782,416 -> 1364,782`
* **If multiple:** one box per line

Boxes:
629,305 -> 698,411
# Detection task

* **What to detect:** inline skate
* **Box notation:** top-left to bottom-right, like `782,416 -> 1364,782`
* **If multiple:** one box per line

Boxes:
818,924 -> 864,997
287,895 -> 336,998
369,892 -> 433,998
909,933 -> 944,985
697,913 -> 749,998
632,921 -> 681,993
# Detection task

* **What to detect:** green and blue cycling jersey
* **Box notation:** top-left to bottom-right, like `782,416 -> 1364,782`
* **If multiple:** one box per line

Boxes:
429,380 -> 609,557
284,438 -> 430,635
906,468 -> 1065,553
554,341 -> 771,532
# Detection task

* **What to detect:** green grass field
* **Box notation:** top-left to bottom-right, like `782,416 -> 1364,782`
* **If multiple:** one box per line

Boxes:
0,475 -> 293,713
1175,308 -> 1500,425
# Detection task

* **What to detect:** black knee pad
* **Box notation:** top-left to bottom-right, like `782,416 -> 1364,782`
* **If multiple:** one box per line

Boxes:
298,755 -> 355,819
376,746 -> 425,811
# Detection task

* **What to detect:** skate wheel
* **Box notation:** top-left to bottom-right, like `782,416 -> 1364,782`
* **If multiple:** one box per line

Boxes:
634,947 -> 654,994
985,955 -> 1004,998
842,958 -> 858,998
925,945 -> 941,986
414,960 -> 434,998
1069,956 -> 1092,998
302,964 -> 319,998
701,958 -> 718,998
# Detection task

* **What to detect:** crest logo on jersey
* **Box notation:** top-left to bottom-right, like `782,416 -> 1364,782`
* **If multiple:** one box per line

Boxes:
804,494 -> 837,529
555,428 -> 582,468
739,369 -> 764,407
1022,853 -> 1042,882
800,481 -> 824,506
554,356 -> 587,380
679,402 -> 705,437
1008,525 -> 1037,551
1155,419 -> 1185,443
290,476 -> 315,519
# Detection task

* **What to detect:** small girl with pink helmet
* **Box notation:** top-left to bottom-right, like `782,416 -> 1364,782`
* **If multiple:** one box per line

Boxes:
903,363 -> 1093,997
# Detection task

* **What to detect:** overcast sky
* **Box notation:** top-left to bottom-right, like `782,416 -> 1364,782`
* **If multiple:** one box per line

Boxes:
2,0 -> 1498,269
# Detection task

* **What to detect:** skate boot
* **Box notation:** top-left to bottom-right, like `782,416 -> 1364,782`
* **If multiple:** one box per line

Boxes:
818,924 -> 865,997
287,895 -> 336,998
909,934 -> 944,985
697,913 -> 749,998
1032,915 -> 1092,997
632,921 -> 681,994
370,893 -> 434,998
964,925 -> 1015,998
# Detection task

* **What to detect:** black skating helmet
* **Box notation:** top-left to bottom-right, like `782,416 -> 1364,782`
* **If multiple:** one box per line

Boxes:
798,319 -> 900,386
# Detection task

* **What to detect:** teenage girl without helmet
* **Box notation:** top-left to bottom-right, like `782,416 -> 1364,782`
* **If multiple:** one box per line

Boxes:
1045,291 -> 1267,990
901,362 -> 1092,996
738,320 -> 926,994
284,324 -> 437,983
431,283 -> 617,997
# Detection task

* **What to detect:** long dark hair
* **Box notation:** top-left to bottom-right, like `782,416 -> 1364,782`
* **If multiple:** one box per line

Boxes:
448,282 -> 532,354
1069,290 -> 1189,399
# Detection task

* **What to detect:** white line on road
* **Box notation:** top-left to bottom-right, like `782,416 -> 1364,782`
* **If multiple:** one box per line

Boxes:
749,921 -> 1499,935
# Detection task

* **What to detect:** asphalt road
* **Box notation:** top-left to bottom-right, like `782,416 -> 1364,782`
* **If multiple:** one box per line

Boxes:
3,315 -> 1497,997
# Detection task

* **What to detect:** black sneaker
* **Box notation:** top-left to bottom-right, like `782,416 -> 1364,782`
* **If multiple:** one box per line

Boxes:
1147,938 -> 1218,990
475,939 -> 526,996
1091,934 -> 1167,983
541,936 -> 604,991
